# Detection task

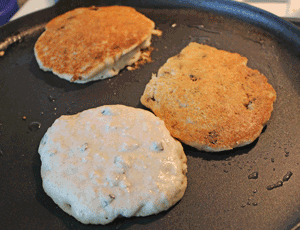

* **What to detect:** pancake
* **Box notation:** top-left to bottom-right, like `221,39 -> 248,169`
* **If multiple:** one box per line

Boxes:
34,6 -> 155,83
141,42 -> 276,152
38,105 -> 187,224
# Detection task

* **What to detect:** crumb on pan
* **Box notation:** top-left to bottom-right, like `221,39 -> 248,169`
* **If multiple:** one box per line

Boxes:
152,29 -> 163,37
127,46 -> 154,71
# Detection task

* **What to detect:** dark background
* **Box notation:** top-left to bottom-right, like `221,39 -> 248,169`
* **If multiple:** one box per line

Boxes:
0,1 -> 300,229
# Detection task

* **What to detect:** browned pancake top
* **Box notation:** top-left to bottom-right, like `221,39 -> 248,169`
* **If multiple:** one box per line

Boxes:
141,43 -> 277,152
34,6 -> 155,81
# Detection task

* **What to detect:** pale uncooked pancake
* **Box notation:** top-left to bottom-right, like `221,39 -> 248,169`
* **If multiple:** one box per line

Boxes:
141,42 -> 276,152
38,105 -> 187,224
34,6 -> 155,83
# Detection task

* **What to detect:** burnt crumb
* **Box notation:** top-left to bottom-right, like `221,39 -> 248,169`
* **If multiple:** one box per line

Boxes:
109,194 -> 115,200
275,181 -> 283,187
189,75 -> 197,81
284,148 -> 289,157
127,46 -> 154,71
283,171 -> 293,182
78,76 -> 82,80
248,172 -> 258,179
266,181 -> 283,190
208,131 -> 218,144
266,184 -> 275,190
58,26 -> 65,30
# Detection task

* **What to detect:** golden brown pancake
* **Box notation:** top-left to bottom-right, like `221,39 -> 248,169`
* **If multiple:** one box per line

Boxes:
141,43 -> 276,152
34,6 -> 155,83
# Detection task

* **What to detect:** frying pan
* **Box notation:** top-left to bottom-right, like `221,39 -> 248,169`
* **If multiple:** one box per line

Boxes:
0,0 -> 300,229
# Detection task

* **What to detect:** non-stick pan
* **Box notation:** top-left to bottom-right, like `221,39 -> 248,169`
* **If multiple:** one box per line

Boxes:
0,0 -> 300,229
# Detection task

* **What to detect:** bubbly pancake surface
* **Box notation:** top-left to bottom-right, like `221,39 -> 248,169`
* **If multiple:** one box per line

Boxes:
38,105 -> 187,224
34,6 -> 155,83
141,42 -> 276,152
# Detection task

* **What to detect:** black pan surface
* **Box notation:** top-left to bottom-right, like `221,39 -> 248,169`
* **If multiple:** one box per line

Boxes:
1,1 -> 300,230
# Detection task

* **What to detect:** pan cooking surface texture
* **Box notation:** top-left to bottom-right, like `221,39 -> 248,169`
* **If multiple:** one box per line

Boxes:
0,4 -> 300,230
